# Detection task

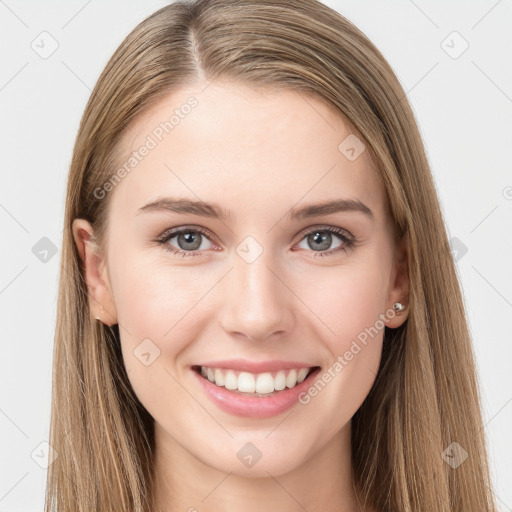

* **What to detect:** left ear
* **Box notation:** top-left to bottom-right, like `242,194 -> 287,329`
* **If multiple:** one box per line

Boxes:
386,232 -> 410,328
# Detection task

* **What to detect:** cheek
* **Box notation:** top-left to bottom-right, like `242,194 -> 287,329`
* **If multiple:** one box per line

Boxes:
291,255 -> 389,408
111,263 -> 198,415
294,269 -> 387,434
110,248 -> 204,336
293,255 -> 390,347
299,336 -> 382,447
110,254 -> 221,394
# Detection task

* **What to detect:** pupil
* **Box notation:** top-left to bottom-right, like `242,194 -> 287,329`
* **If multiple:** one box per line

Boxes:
180,231 -> 201,250
310,231 -> 331,251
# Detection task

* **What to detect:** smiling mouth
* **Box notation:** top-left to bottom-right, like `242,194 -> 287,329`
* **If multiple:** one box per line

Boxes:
191,364 -> 321,397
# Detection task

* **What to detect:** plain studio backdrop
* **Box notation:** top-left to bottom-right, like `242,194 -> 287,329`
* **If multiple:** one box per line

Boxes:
0,1 -> 511,510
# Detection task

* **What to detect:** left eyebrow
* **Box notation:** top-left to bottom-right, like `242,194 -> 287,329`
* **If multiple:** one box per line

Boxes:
136,196 -> 374,220
288,198 -> 374,220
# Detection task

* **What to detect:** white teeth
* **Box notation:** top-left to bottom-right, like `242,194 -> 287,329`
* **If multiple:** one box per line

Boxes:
238,372 -> 256,393
224,370 -> 238,390
297,368 -> 309,383
214,368 -> 225,387
256,373 -> 274,394
286,369 -> 297,388
198,366 -> 314,394
274,371 -> 286,391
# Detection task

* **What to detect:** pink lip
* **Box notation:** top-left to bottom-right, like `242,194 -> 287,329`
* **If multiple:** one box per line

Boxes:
191,366 -> 321,419
194,359 -> 317,374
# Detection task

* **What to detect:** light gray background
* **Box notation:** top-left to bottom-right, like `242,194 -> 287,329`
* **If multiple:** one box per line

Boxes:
0,1 -> 511,510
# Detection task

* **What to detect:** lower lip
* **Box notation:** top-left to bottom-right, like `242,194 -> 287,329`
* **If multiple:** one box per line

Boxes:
191,366 -> 321,418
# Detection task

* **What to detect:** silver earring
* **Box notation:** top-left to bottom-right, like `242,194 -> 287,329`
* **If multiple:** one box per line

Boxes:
393,302 -> 406,315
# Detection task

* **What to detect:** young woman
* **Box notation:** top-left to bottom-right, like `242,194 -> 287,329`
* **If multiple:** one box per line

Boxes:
46,1 -> 498,510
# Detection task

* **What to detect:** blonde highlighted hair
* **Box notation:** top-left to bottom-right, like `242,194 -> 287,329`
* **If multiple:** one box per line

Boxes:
46,1 -> 497,510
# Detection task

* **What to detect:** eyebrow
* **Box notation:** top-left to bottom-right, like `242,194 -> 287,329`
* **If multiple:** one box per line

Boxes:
136,197 -> 374,220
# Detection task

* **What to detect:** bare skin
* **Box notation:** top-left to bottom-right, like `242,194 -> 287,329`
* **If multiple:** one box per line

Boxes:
73,79 -> 408,512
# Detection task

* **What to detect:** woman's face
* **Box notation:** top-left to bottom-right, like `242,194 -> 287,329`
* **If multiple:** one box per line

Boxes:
74,80 -> 408,480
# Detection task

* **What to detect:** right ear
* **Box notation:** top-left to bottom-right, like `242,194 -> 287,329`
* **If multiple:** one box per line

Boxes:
71,219 -> 118,326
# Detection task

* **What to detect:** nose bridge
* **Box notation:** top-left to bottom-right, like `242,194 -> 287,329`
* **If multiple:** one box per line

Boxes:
219,236 -> 293,341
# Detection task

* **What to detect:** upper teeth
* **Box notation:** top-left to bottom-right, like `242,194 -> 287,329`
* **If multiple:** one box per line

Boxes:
200,366 -> 311,394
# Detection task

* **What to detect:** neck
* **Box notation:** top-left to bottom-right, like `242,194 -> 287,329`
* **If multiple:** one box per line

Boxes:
151,421 -> 366,512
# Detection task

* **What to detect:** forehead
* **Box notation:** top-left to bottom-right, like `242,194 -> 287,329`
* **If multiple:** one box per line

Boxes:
108,80 -> 386,223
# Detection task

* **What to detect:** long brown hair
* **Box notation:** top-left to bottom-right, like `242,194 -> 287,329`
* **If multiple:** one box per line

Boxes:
45,1 -> 497,510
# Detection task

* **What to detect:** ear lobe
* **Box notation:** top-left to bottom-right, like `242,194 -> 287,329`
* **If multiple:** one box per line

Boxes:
386,232 -> 410,329
72,218 -> 118,326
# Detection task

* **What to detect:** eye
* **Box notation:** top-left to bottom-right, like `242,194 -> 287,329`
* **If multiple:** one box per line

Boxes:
293,226 -> 355,258
154,225 -> 356,258
155,226 -> 216,257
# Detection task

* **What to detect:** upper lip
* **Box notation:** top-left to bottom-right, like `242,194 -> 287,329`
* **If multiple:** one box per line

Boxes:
193,359 -> 319,374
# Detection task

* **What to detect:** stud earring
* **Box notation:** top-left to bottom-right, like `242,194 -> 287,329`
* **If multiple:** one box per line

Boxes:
95,305 -> 104,321
393,302 -> 406,315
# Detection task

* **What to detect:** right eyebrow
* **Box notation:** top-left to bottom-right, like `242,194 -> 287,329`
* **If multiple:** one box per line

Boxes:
136,197 -> 230,220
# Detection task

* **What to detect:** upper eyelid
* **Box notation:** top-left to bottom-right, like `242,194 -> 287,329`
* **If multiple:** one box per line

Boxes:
157,224 -> 353,245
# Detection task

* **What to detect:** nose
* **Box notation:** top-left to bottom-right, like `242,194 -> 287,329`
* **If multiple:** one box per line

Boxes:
218,247 -> 295,343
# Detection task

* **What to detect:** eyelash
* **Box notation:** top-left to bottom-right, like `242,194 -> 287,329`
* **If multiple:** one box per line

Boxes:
154,225 -> 357,259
